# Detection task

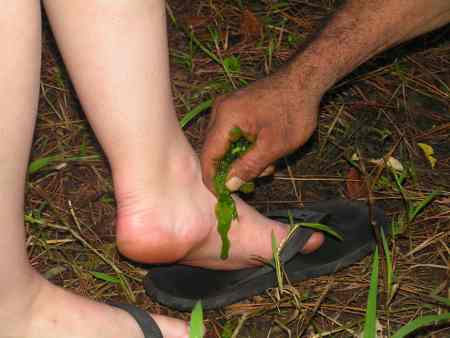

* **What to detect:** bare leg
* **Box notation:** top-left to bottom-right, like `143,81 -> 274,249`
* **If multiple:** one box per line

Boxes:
0,1 -> 187,338
0,4 -> 42,335
43,0 -> 323,270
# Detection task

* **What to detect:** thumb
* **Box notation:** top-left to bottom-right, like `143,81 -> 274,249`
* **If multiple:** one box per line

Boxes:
225,140 -> 277,191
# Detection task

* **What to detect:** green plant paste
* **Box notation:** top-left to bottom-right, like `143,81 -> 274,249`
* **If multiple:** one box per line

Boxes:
214,127 -> 254,259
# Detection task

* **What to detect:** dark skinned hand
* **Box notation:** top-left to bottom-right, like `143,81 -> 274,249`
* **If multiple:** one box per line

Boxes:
201,66 -> 321,193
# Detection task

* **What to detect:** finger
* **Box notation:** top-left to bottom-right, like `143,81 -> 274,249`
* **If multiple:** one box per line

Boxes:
258,165 -> 275,177
201,127 -> 231,193
200,104 -> 234,193
226,139 -> 279,191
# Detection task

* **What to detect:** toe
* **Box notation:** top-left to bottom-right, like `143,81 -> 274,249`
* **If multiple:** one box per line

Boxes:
152,315 -> 190,338
300,232 -> 324,254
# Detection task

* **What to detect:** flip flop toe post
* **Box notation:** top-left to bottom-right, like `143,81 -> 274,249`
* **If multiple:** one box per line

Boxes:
144,200 -> 388,311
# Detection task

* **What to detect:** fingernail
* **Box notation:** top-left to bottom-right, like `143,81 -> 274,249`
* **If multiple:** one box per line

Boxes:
226,176 -> 244,191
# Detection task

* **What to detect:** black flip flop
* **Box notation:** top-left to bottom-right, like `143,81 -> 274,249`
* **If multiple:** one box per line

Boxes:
109,303 -> 163,338
144,200 -> 388,311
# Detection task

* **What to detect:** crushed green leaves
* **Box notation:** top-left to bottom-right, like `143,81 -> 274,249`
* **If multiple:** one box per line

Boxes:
214,127 -> 253,259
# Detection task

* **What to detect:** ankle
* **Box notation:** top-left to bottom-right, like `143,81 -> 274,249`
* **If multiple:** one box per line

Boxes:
113,131 -> 201,202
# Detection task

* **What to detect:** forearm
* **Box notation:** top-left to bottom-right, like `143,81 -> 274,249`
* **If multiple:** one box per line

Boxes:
291,0 -> 450,95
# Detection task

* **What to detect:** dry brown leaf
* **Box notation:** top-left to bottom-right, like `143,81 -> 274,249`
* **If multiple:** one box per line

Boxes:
240,9 -> 263,39
345,167 -> 369,199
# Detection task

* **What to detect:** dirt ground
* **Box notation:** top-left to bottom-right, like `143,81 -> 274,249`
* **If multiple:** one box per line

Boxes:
28,1 -> 449,337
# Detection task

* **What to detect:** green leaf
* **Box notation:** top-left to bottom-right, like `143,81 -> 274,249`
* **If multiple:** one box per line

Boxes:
180,99 -> 213,129
214,129 -> 253,259
286,210 -> 294,225
380,227 -> 394,303
215,195 -> 236,259
89,271 -> 121,284
79,141 -> 87,157
220,321 -> 234,338
28,154 -> 100,174
391,312 -> 450,338
28,155 -> 60,174
294,222 -> 343,241
223,56 -> 241,73
188,30 -> 221,64
408,191 -> 440,223
100,194 -> 115,204
271,230 -> 283,290
287,33 -> 303,47
390,218 -> 404,237
189,301 -> 205,338
363,247 -> 379,338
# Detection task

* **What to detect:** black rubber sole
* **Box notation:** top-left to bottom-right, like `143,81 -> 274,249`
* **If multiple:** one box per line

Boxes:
144,200 -> 388,311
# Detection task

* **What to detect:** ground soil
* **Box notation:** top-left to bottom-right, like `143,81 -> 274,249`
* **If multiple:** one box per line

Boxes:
28,1 -> 449,337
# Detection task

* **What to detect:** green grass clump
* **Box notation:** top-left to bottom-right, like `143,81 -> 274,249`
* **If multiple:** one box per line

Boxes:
214,127 -> 253,259
189,301 -> 205,338
363,244 -> 449,337
363,247 -> 380,338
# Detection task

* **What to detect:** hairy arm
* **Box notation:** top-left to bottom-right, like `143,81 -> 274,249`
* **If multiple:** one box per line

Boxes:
201,0 -> 450,191
291,0 -> 450,95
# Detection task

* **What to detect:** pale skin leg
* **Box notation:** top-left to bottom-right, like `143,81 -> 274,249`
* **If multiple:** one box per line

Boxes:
0,1 -> 188,338
42,0 -> 323,270
0,3 -> 42,335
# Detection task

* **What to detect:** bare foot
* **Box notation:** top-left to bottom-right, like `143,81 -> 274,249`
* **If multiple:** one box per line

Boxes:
115,141 -> 324,270
1,274 -> 188,338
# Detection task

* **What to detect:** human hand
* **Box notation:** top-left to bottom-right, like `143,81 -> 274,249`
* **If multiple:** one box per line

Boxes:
201,67 -> 322,193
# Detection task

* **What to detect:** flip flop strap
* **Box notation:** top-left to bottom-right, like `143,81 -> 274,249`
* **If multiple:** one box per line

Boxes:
266,208 -> 329,263
234,209 -> 328,286
109,302 -> 163,338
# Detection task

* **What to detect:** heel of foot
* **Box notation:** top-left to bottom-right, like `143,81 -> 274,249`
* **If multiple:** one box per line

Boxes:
116,225 -> 192,264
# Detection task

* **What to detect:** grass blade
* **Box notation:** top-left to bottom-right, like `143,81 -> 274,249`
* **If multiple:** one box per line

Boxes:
391,312 -> 450,338
271,230 -> 283,290
380,227 -> 394,304
188,30 -> 221,64
363,247 -> 379,338
189,301 -> 205,338
220,321 -> 233,338
89,271 -> 120,284
391,168 -> 409,213
28,155 -> 60,174
180,99 -> 213,129
29,154 -> 100,174
408,190 -> 440,223
294,222 -> 343,241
